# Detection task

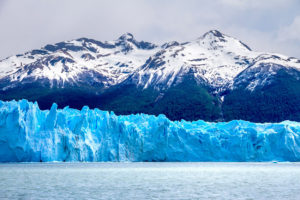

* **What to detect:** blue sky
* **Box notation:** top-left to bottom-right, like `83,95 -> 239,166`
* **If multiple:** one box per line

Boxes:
0,0 -> 300,58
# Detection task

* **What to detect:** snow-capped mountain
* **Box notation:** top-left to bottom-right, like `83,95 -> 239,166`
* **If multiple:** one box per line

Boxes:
0,33 -> 158,89
129,30 -> 255,91
0,30 -> 300,122
127,30 -> 300,94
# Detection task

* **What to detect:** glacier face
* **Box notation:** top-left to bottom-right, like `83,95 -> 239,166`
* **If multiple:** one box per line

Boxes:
0,99 -> 300,162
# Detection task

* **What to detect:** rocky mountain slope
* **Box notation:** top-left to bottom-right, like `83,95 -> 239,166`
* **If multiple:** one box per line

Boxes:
0,30 -> 299,122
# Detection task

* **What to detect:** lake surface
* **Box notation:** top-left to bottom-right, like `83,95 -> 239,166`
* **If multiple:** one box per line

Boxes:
0,162 -> 299,200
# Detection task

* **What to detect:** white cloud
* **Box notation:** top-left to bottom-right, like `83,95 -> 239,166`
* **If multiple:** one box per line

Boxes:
219,0 -> 295,9
278,16 -> 300,42
0,0 -> 299,58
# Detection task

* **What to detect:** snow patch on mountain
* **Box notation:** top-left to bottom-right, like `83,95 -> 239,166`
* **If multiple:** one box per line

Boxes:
1,30 -> 300,93
0,33 -> 159,88
233,53 -> 300,91
130,30 -> 259,92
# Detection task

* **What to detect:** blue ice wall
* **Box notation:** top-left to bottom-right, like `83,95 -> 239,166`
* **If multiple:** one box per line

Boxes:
0,100 -> 299,162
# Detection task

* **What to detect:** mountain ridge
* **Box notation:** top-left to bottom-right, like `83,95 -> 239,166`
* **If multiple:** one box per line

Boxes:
0,30 -> 299,122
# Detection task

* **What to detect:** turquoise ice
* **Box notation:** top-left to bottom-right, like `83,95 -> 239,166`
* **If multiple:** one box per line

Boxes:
0,99 -> 299,162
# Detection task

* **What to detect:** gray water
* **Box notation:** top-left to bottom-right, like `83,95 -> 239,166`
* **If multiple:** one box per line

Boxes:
0,163 -> 299,200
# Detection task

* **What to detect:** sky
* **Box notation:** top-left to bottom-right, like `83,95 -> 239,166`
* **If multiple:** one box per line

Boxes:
0,0 -> 300,59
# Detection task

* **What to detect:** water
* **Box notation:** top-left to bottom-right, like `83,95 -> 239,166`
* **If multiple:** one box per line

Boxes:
0,163 -> 299,200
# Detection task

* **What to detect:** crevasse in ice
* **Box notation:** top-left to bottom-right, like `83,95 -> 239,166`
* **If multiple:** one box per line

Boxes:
0,99 -> 299,162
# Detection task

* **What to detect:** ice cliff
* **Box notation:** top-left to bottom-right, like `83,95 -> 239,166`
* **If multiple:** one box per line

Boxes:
0,99 -> 299,162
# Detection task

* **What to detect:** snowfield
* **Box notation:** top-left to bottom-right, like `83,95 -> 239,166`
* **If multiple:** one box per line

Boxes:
1,30 -> 299,93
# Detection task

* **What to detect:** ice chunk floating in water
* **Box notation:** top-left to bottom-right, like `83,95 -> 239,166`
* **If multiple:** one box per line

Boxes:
0,99 -> 299,162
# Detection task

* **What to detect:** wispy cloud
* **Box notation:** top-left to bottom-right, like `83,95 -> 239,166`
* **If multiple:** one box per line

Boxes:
278,16 -> 300,42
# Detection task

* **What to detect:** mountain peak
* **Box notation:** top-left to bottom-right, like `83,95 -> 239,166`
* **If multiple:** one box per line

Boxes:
198,30 -> 228,44
198,30 -> 252,51
118,33 -> 135,41
203,30 -> 225,38
116,33 -> 157,51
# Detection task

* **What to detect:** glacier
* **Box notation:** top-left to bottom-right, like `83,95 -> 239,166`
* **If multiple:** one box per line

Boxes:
0,99 -> 299,162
